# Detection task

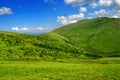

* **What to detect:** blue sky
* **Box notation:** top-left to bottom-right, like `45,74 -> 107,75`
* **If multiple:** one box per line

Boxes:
0,0 -> 120,32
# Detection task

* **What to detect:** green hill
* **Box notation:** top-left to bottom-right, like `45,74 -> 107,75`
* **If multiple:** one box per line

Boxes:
0,31 -> 82,60
0,17 -> 120,60
53,17 -> 120,57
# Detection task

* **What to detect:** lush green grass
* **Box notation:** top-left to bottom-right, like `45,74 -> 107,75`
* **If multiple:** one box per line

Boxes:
0,17 -> 120,60
0,31 -> 82,60
53,17 -> 120,57
0,58 -> 120,80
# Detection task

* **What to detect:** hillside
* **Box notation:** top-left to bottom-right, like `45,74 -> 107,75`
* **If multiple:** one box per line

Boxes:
0,17 -> 120,60
53,17 -> 120,57
0,31 -> 82,60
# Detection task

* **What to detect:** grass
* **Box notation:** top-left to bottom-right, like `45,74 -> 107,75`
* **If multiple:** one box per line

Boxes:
0,17 -> 120,59
0,17 -> 120,79
0,58 -> 120,80
53,17 -> 120,57
0,31 -> 82,60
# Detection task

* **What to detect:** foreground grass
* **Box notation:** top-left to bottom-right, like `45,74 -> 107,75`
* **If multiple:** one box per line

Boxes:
0,58 -> 120,80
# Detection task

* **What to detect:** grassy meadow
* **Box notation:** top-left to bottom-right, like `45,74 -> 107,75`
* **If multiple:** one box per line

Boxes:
0,17 -> 120,80
0,58 -> 120,80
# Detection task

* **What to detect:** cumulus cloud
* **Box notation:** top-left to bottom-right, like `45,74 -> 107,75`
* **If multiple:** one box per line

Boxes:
20,27 -> 28,31
112,15 -> 118,18
98,0 -> 120,12
68,13 -> 84,19
94,9 -> 108,17
111,0 -> 120,11
64,0 -> 95,6
79,7 -> 87,12
11,27 -> 19,31
57,13 -> 84,25
97,0 -> 120,18
11,27 -> 55,33
98,0 -> 120,7
57,0 -> 120,25
91,3 -> 98,8
57,16 -> 69,25
115,0 -> 120,5
64,0 -> 120,12
98,0 -> 112,6
0,7 -> 13,15
57,16 -> 77,25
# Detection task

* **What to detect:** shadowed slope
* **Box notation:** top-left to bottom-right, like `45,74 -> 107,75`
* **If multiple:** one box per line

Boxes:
0,31 -> 82,60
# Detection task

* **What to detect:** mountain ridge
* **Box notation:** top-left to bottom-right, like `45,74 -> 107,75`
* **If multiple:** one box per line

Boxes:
53,17 -> 120,57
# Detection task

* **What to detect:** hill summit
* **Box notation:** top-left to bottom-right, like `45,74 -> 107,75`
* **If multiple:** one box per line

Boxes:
53,17 -> 120,57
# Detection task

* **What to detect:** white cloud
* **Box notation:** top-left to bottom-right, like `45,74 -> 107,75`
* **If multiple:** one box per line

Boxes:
94,9 -> 108,17
11,27 -> 55,33
57,16 -> 68,25
64,0 -> 120,12
112,0 -> 120,11
11,27 -> 19,31
57,13 -> 84,25
98,0 -> 112,6
0,7 -> 13,15
112,15 -> 118,18
89,9 -> 120,18
37,27 -> 43,30
96,0 -> 120,18
20,27 -> 28,31
115,0 -> 120,5
62,0 -> 120,23
98,0 -> 120,12
79,7 -> 87,12
64,0 -> 95,6
68,13 -> 84,20
116,10 -> 120,13
91,3 -> 98,8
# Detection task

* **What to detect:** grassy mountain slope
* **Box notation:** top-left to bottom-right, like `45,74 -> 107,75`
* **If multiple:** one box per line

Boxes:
0,17 -> 119,60
0,31 -> 82,60
53,17 -> 120,57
